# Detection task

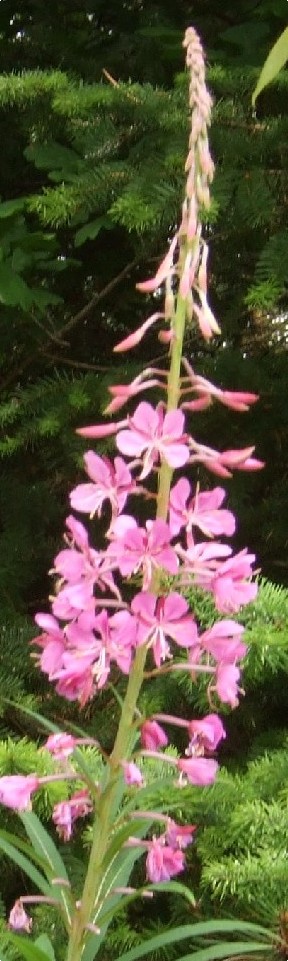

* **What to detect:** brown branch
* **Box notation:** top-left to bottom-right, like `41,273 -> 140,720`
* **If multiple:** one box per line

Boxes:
51,257 -> 138,342
0,258 -> 138,392
42,353 -> 114,372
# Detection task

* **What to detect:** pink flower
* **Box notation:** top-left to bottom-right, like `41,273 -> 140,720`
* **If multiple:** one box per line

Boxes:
108,517 -> 178,590
116,402 -> 189,479
215,663 -> 241,707
53,654 -> 96,706
185,369 -> 259,413
123,762 -> 144,786
193,293 -> 221,340
92,608 -> 137,675
141,720 -> 168,751
42,603 -> 137,706
169,478 -> 235,539
105,368 -> 165,415
146,836 -> 185,883
70,454 -> 135,518
218,448 -> 264,473
34,614 -> 66,677
211,549 -> 257,613
177,757 -> 218,786
0,775 -> 39,811
201,620 -> 247,663
52,517 -> 120,616
136,236 -> 178,293
201,446 -> 264,478
113,312 -> 164,352
65,515 -> 90,550
9,900 -> 32,933
44,732 -> 76,760
179,540 -> 232,589
165,819 -> 196,850
53,789 -> 92,841
52,581 -> 95,621
187,714 -> 226,753
132,591 -> 198,665
52,800 -> 73,841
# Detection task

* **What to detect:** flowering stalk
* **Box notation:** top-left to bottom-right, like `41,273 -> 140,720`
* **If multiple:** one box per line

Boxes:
3,27 -> 264,961
65,113 -> 193,961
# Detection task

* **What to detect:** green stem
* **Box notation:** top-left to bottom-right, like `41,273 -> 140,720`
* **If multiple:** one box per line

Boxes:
65,286 -> 188,961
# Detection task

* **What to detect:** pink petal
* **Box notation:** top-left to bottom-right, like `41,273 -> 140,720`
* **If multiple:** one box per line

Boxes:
116,429 -> 145,457
163,443 -> 190,468
178,757 -> 218,786
137,236 -> 178,293
163,408 -> 186,439
114,313 -> 163,352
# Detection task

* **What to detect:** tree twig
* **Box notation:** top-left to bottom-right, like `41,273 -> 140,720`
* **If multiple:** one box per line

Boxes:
42,353 -> 114,372
0,258 -> 138,392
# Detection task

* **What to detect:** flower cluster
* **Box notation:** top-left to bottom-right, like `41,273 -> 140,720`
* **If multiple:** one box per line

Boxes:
32,423 -> 255,710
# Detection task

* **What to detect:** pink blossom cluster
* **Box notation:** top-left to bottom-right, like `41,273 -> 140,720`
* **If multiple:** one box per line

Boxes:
126,817 -> 196,883
31,402 -> 256,712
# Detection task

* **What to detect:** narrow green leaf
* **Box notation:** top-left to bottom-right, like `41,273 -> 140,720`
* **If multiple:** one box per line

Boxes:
0,832 -> 50,894
3,700 -> 98,796
20,812 -> 69,880
0,948 -> 11,961
115,920 -> 273,961
0,828 -> 51,872
20,813 -> 71,928
82,832 -> 153,961
177,943 -> 271,961
3,699 -> 61,734
5,933 -> 54,961
147,880 -> 196,906
102,817 -> 151,869
97,880 -> 195,933
35,934 -> 56,961
252,27 -> 288,104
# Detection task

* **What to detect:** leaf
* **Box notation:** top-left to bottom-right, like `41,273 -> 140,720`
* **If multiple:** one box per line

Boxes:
0,948 -> 12,961
3,699 -> 62,734
177,945 -> 271,961
27,288 -> 63,312
11,247 -> 32,272
4,933 -> 54,961
102,817 -> 151,870
74,216 -> 113,247
147,880 -> 196,906
252,27 -> 288,104
20,812 -> 69,881
98,879 -> 196,934
24,142 -> 81,174
35,935 -> 56,961
0,198 -> 26,218
82,821 -> 154,961
114,920 -> 273,961
0,264 -> 32,308
20,813 -> 71,928
0,831 -> 50,894
0,828 -> 50,873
